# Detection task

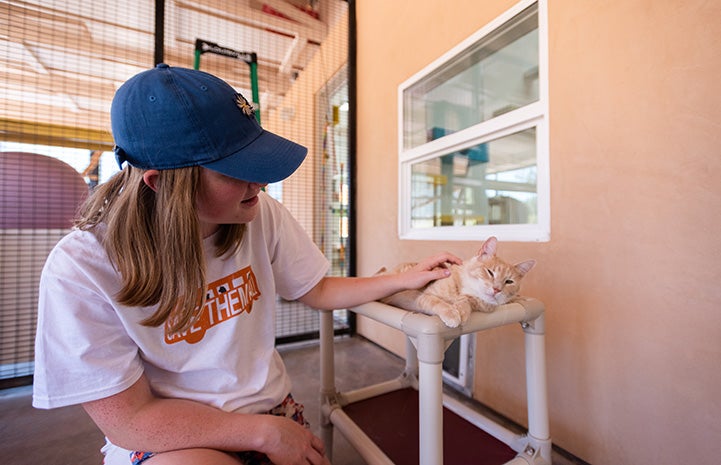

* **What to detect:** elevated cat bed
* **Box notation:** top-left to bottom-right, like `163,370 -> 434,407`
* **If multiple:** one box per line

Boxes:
319,299 -> 551,465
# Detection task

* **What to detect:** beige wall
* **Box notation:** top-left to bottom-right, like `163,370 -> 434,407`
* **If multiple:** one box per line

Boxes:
354,1 -> 721,464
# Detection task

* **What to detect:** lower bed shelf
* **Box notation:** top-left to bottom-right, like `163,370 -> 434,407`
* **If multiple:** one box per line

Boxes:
343,387 -> 517,465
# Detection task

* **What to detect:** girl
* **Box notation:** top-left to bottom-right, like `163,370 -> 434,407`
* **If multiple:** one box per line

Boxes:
32,64 -> 460,465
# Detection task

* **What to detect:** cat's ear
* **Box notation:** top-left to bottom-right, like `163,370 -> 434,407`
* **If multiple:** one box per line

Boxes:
514,259 -> 536,276
478,236 -> 498,259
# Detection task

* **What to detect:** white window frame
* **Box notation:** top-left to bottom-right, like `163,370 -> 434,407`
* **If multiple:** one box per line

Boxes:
397,0 -> 549,242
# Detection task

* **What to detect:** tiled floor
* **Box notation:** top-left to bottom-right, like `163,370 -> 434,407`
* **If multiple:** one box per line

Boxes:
0,336 -> 583,465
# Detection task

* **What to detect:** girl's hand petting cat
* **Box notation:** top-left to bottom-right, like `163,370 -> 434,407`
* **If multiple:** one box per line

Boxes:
404,252 -> 463,289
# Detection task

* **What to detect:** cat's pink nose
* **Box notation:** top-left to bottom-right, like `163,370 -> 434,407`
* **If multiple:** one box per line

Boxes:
493,287 -> 501,294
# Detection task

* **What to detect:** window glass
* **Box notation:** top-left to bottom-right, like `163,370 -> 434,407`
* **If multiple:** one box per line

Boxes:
410,128 -> 536,228
403,4 -> 539,150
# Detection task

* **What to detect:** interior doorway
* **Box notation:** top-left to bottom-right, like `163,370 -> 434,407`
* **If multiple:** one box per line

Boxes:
314,65 -> 352,332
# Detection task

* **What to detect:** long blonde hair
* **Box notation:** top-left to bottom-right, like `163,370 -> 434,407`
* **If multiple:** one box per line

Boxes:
76,165 -> 245,333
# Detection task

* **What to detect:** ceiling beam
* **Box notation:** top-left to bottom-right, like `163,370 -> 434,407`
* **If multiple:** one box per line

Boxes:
176,0 -> 326,43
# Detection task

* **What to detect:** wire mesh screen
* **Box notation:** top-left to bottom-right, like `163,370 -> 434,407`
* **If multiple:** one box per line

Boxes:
0,0 -> 351,386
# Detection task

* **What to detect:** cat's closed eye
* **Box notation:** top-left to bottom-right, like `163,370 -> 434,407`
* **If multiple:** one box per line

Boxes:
505,279 -> 514,284
486,269 -> 494,277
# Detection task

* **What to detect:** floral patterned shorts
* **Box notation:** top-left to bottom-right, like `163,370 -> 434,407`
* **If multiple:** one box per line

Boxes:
130,393 -> 308,465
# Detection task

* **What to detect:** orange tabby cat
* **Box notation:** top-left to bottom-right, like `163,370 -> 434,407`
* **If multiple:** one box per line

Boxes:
377,237 -> 535,328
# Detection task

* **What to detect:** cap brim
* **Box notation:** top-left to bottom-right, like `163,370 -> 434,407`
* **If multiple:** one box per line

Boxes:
201,130 -> 308,183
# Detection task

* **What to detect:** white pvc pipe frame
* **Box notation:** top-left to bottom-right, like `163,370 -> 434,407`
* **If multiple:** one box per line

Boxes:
320,298 -> 552,465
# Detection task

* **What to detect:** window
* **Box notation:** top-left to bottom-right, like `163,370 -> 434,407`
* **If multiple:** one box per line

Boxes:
398,0 -> 548,241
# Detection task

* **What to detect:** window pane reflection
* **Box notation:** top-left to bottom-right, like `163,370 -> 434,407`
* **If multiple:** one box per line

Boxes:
403,4 -> 539,150
410,128 -> 537,228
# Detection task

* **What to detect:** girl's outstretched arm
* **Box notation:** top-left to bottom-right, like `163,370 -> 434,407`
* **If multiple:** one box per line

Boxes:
298,252 -> 462,310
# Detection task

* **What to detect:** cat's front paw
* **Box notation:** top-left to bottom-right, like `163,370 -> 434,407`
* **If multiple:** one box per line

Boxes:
453,299 -> 472,326
476,301 -> 498,313
458,307 -> 471,325
438,309 -> 462,328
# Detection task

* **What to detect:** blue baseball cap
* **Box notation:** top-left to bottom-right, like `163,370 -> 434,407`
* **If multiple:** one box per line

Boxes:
111,63 -> 307,183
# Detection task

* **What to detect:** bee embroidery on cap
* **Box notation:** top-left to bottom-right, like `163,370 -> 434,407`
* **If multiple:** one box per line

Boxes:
235,94 -> 255,117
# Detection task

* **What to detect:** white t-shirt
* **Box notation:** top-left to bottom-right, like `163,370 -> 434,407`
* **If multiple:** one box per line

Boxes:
33,192 -> 329,417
